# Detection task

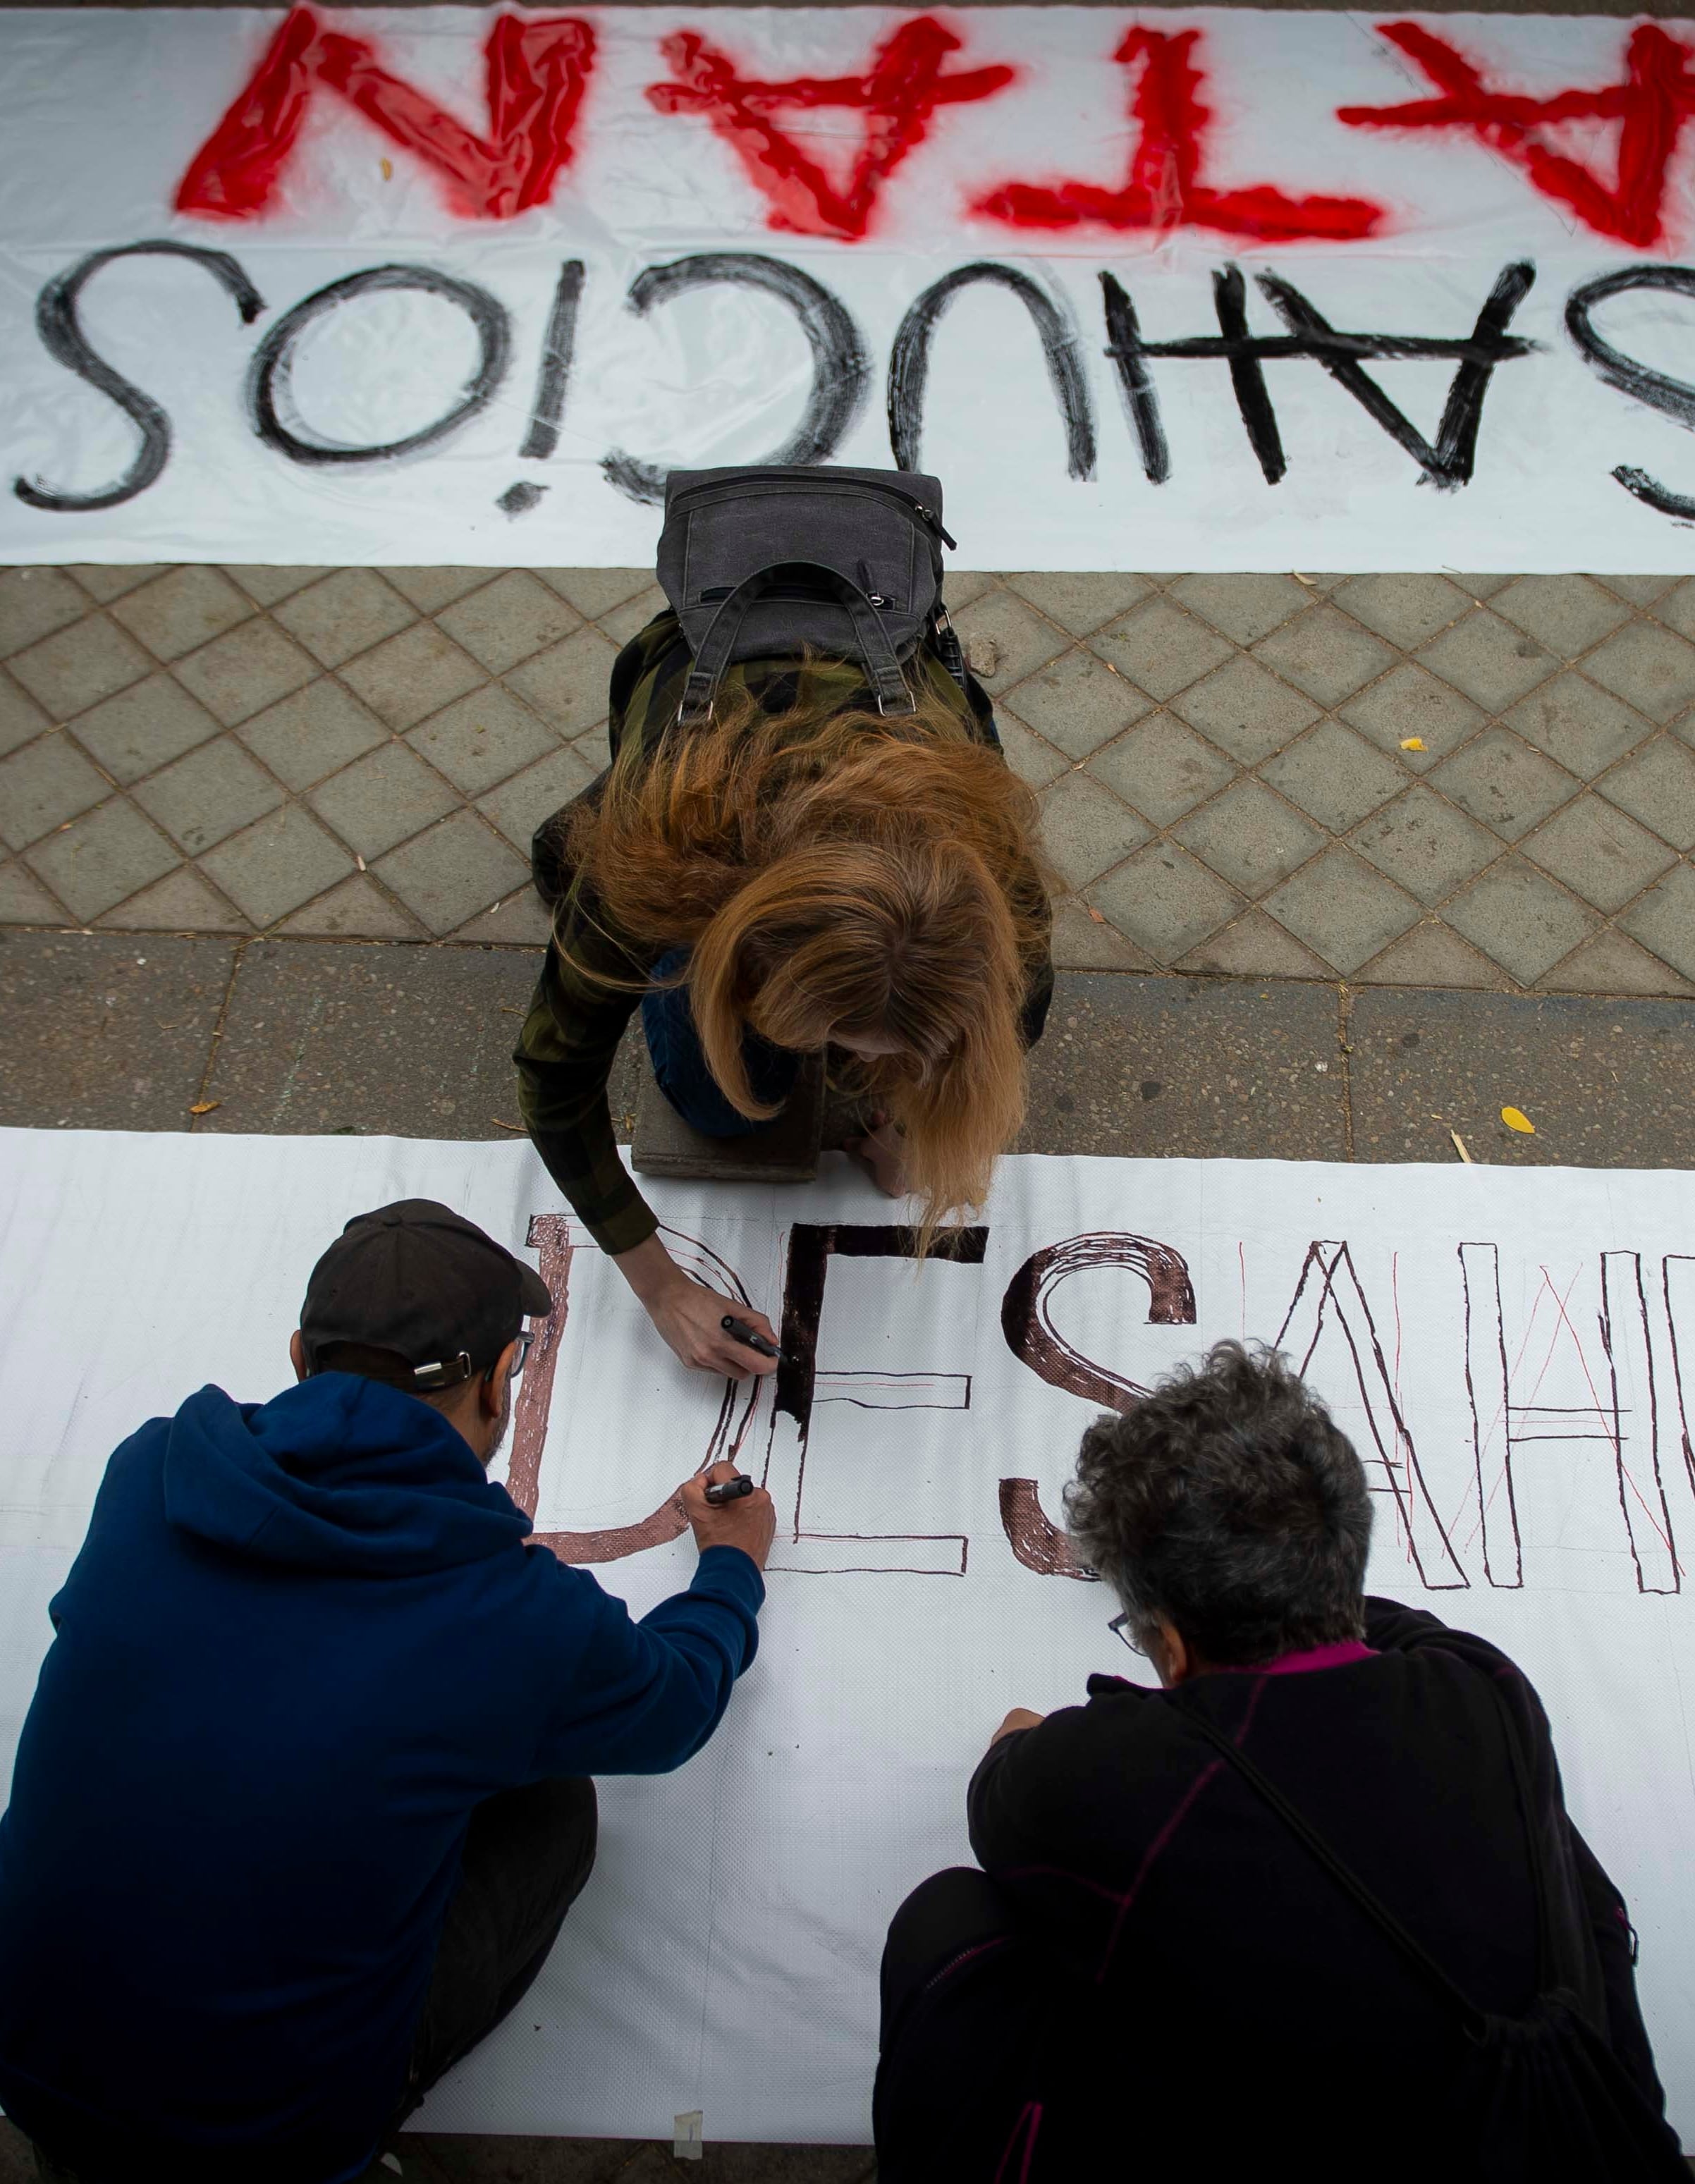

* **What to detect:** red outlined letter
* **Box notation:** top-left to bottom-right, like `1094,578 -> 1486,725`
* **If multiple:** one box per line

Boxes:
177,6 -> 596,222
645,16 -> 1015,242
1338,22 -> 1695,250
974,27 -> 1381,245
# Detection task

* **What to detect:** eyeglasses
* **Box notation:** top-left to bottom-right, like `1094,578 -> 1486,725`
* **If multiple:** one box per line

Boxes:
488,1328 -> 534,1384
1108,1612 -> 1149,1657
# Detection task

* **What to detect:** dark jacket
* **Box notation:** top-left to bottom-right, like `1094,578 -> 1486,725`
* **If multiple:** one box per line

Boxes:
881,1599 -> 1670,2180
0,1375 -> 763,2184
513,610 -> 1054,1257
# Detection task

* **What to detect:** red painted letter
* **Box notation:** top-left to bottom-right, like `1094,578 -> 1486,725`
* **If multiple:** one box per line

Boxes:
1338,22 -> 1695,250
975,27 -> 1381,245
646,16 -> 1015,242
177,6 -> 596,223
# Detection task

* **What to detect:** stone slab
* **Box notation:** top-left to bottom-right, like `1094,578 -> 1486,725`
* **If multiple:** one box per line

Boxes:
1016,971 -> 1348,1160
0,929 -> 235,1131
1347,987 -> 1695,1170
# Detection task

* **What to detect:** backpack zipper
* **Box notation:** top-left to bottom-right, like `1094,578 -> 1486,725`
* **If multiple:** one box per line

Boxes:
667,474 -> 957,551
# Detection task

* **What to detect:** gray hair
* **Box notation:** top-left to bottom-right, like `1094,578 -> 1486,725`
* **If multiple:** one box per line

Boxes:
1063,1341 -> 1372,1666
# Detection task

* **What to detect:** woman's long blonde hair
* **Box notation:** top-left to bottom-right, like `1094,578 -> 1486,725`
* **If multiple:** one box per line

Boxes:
563,673 -> 1049,1240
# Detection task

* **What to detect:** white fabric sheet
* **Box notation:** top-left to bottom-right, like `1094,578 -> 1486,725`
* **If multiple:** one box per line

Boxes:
1,1127 -> 1693,2145
1,8 -> 1695,570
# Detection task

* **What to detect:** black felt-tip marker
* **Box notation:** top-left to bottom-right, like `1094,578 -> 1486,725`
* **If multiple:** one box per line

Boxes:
704,1473 -> 756,1507
721,1313 -> 782,1362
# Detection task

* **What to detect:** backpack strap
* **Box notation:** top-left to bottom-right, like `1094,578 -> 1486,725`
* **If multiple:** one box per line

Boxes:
678,562 -> 914,725
1178,1697 -> 1491,2038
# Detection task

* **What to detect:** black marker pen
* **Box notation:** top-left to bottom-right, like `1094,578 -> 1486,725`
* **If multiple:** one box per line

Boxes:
704,1473 -> 756,1507
721,1313 -> 783,1362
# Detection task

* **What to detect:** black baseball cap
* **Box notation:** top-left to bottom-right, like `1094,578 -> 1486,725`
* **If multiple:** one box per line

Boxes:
300,1199 -> 551,1389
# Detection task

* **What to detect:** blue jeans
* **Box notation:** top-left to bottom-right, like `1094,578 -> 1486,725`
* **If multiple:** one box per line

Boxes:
642,948 -> 801,1137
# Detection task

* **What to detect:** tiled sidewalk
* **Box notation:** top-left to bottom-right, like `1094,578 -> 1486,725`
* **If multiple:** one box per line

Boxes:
1,562 -> 1694,996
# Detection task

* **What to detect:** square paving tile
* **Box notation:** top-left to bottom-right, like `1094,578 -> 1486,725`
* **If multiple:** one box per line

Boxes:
372,567 -> 494,615
1250,606 -> 1394,708
1595,575 -> 1678,606
8,611 -> 151,720
0,857 -> 67,923
373,809 -> 530,937
436,570 -> 580,675
273,872 -> 427,941
1003,571 -> 1153,635
66,673 -> 224,787
99,866 -> 251,934
1521,792 -> 1677,914
270,570 -> 415,667
131,739 -> 286,854
234,680 -> 390,792
198,804 -> 355,926
0,673 -> 51,760
536,568 -> 653,620
66,565 -> 168,603
1352,919 -> 1503,990
407,686 -> 559,797
1168,572 -> 1309,646
0,568 -> 88,657
1428,727 -> 1579,842
1172,778 -> 1323,897
1500,671 -> 1653,780
476,742 -> 601,851
1001,646 -> 1151,758
0,730 -> 111,849
1047,892 -> 1155,971
1581,620 -> 1695,723
1088,711 -> 1237,826
1620,861 -> 1695,981
1175,905 -> 1333,981
226,567 -> 333,608
172,620 -> 319,727
1649,576 -> 1695,644
1037,771 -> 1150,889
993,708 -> 1069,790
504,625 -> 621,739
1443,856 -> 1598,984
1348,785 -> 1500,906
1416,610 -> 1557,713
339,625 -> 487,731
109,566 -> 255,662
1260,844 -> 1421,974
1338,661 -> 1484,771
1537,927 -> 1694,998
1258,718 -> 1404,831
950,591 -> 1069,690
23,797 -> 179,921
1596,735 -> 1695,852
1170,654 -> 1320,765
1329,573 -> 1467,650
1091,598 -> 1233,701
308,741 -> 460,861
1088,840 -> 1244,965
1489,575 -> 1632,659
595,584 -> 667,647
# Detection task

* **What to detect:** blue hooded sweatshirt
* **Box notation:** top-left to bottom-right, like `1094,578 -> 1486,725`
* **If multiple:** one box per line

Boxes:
0,1374 -> 763,2183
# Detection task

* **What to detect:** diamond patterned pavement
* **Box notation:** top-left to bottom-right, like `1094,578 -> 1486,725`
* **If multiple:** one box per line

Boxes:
1,565 -> 1694,996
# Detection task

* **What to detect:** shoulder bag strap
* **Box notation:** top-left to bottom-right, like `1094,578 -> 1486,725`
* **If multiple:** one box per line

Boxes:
1179,1697 -> 1490,2037
679,563 -> 914,724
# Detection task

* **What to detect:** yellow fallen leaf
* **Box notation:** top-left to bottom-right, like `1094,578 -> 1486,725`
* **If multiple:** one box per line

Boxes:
1500,1105 -> 1535,1134
1400,736 -> 1425,751
1086,905 -> 1107,926
188,1100 -> 220,1116
380,157 -> 393,180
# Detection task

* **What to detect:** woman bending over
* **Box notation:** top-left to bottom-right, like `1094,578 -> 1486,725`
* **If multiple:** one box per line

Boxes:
515,613 -> 1052,1380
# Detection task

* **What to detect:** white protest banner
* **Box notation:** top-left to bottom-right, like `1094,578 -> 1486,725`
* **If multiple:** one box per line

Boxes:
4,8 -> 1695,570
1,1129 -> 1692,2142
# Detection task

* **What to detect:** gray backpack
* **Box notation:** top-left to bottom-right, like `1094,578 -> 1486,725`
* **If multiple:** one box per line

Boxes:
655,464 -> 963,723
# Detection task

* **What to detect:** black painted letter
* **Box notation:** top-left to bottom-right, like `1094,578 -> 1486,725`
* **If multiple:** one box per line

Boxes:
1567,264 -> 1695,520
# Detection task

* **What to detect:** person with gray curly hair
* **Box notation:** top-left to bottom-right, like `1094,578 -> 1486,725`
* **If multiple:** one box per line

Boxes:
874,1341 -> 1682,2184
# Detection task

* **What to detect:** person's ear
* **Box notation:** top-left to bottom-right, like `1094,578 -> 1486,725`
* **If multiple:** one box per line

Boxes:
1150,1615 -> 1192,1688
289,1330 -> 307,1384
479,1339 -> 520,1418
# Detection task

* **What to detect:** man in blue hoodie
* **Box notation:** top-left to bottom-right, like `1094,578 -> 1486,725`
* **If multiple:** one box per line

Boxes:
0,1199 -> 773,2184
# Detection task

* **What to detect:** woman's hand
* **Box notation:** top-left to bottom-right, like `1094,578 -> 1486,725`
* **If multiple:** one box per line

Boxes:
845,1111 -> 909,1198
613,1234 -> 781,1379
